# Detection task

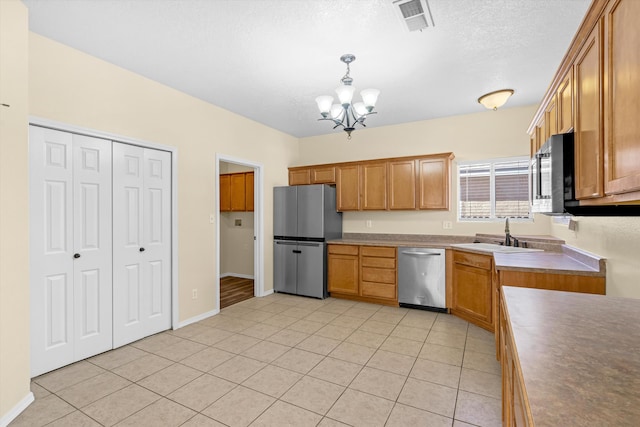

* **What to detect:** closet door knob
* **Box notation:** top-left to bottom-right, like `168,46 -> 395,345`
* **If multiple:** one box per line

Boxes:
73,253 -> 81,259
139,247 -> 145,252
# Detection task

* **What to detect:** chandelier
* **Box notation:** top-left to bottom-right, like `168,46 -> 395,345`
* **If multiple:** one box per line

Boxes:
315,54 -> 380,140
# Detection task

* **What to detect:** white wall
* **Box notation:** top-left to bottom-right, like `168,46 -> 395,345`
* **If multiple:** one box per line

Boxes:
298,105 -> 553,238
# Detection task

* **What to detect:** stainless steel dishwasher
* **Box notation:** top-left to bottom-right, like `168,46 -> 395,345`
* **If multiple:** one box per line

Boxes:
398,247 -> 446,312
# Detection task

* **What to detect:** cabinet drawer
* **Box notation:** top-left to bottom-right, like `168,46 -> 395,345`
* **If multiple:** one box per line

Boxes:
362,267 -> 396,284
328,244 -> 359,256
361,282 -> 396,300
361,246 -> 395,258
361,256 -> 395,269
311,166 -> 336,184
453,250 -> 492,270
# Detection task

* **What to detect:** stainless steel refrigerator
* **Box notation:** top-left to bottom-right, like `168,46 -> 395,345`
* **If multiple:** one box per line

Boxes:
273,185 -> 342,298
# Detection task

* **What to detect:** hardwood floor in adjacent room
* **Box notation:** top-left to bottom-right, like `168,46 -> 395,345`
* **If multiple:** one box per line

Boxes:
220,276 -> 254,308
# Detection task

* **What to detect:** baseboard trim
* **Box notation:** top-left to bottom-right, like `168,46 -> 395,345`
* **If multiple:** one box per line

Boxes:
1,392 -> 34,427
174,309 -> 219,329
261,289 -> 274,297
220,273 -> 255,280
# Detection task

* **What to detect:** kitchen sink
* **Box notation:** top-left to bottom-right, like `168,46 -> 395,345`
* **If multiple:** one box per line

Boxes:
450,243 -> 543,254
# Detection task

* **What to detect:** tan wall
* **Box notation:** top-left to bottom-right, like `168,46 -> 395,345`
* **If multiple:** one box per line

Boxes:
551,217 -> 640,298
220,212 -> 255,276
298,105 -> 552,238
0,0 -> 31,418
28,34 -> 299,322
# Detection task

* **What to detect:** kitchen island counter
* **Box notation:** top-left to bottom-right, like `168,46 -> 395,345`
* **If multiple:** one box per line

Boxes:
502,286 -> 640,425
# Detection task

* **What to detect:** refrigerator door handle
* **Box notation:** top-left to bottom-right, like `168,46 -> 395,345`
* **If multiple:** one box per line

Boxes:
275,241 -> 297,246
292,250 -> 302,254
297,242 -> 322,247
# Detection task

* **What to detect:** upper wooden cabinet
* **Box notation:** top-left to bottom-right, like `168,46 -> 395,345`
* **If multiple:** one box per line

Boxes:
574,20 -> 604,200
388,159 -> 416,210
557,69 -> 574,133
545,95 -> 558,140
336,164 -> 360,211
291,152 -> 454,212
220,172 -> 253,212
288,165 -> 336,185
418,156 -> 451,210
245,171 -> 254,212
311,166 -> 336,184
220,174 -> 231,212
230,173 -> 246,211
528,0 -> 640,205
603,0 -> 640,196
289,168 -> 311,186
360,162 -> 387,210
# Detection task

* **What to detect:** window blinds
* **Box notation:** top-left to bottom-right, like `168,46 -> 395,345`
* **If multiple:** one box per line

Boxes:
459,158 -> 530,220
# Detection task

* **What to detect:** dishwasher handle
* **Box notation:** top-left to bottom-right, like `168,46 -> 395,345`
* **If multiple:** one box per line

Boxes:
400,251 -> 441,256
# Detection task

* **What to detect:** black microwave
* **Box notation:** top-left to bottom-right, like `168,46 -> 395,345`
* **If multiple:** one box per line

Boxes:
531,133 -> 574,215
531,132 -> 640,216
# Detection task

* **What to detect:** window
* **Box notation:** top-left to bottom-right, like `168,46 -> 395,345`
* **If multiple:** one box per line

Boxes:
458,157 -> 531,221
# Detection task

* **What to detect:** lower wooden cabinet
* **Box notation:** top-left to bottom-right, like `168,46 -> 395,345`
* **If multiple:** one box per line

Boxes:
500,292 -> 532,426
328,244 -> 397,305
451,250 -> 495,331
327,245 -> 359,295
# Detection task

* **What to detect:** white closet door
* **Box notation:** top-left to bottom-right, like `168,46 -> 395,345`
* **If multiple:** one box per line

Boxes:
73,135 -> 112,360
29,126 -> 112,376
113,143 -> 171,347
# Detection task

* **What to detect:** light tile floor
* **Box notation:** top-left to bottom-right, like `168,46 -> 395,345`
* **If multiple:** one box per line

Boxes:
12,294 -> 502,427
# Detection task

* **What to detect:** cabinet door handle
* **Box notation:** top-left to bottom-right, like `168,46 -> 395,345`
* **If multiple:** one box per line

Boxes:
73,253 -> 81,259
139,247 -> 145,252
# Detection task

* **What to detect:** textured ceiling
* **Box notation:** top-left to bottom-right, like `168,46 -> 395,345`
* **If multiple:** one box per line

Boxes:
23,0 -> 591,138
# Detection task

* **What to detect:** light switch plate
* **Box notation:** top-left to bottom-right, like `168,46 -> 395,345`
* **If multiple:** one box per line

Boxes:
209,214 -> 215,224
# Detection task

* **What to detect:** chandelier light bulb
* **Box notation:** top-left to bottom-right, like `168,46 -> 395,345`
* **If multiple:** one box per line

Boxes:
360,89 -> 380,112
315,96 -> 334,118
335,84 -> 356,107
353,102 -> 367,117
330,104 -> 345,120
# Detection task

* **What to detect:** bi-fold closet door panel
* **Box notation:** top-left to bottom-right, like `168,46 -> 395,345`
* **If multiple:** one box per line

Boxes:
29,126 -> 113,377
112,142 -> 172,348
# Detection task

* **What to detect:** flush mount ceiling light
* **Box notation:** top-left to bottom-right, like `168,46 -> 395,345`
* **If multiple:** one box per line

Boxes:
315,54 -> 380,140
478,89 -> 514,111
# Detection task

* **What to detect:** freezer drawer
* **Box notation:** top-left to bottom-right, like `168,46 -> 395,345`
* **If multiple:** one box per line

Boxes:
273,241 -> 298,294
398,247 -> 446,309
273,240 -> 327,299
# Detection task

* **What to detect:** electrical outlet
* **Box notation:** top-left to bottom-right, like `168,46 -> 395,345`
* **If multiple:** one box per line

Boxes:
366,220 -> 373,228
192,289 -> 198,299
442,221 -> 453,229
209,214 -> 215,224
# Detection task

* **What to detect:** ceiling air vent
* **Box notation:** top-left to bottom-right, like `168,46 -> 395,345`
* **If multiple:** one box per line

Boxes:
392,0 -> 435,32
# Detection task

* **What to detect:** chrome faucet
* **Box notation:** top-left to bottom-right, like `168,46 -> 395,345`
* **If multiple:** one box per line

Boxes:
504,218 -> 520,247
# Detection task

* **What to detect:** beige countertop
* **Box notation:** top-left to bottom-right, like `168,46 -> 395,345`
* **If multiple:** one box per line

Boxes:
502,286 -> 640,426
493,248 -> 605,277
329,234 -> 606,276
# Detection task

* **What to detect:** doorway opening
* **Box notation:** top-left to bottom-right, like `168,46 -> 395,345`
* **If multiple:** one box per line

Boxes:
215,154 -> 264,311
